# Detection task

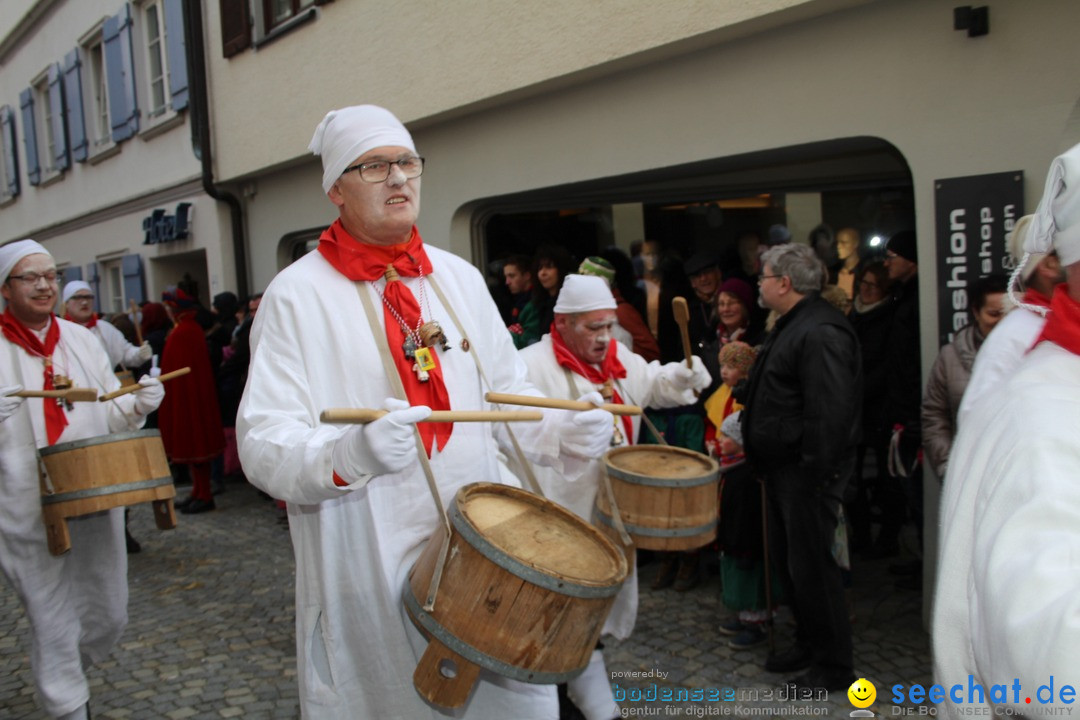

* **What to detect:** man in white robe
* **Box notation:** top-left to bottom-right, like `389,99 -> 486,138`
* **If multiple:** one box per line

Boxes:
60,280 -> 152,370
237,105 -> 613,720
934,142 -> 1080,714
518,274 -> 709,719
0,240 -> 164,720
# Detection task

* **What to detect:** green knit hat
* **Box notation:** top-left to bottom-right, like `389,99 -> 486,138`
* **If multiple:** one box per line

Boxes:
578,256 -> 615,287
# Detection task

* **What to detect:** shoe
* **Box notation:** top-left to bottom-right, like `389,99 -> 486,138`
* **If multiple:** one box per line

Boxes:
765,645 -> 812,674
728,626 -> 767,649
889,560 -> 921,576
180,498 -> 216,514
125,530 -> 141,554
650,556 -> 678,590
787,669 -> 856,692
174,495 -> 195,511
718,618 -> 746,636
673,554 -> 701,592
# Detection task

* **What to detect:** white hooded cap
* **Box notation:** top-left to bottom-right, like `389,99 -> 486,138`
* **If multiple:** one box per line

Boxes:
553,275 -> 617,314
0,239 -> 51,285
309,105 -> 416,194
1028,141 -> 1080,266
62,280 -> 93,304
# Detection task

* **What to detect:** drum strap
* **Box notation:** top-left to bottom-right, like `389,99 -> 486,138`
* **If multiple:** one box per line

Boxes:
425,275 -> 545,498
562,370 -> 633,548
356,282 -> 452,612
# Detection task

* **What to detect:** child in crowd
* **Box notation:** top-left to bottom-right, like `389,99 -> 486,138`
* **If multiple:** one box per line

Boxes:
716,411 -> 781,648
703,341 -> 756,456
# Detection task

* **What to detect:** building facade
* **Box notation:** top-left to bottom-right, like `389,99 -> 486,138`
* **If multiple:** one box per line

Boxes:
0,0 -> 235,312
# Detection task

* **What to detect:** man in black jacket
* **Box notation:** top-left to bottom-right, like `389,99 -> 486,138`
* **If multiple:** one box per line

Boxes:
741,243 -> 862,691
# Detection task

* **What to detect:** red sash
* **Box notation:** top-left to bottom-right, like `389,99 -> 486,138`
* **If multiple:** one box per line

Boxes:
63,312 -> 97,328
318,219 -> 451,455
0,310 -> 67,444
1034,284 -> 1080,357
550,326 -> 633,443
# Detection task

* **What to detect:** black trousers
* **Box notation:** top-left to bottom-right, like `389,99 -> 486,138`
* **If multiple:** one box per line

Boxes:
766,460 -> 854,676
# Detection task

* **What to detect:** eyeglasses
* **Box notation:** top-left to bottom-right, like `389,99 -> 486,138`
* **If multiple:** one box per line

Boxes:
69,294 -> 95,302
859,279 -> 879,289
8,270 -> 58,285
757,274 -> 784,284
341,156 -> 425,183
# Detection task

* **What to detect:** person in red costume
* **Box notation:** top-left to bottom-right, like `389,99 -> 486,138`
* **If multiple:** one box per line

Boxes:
159,287 -> 224,514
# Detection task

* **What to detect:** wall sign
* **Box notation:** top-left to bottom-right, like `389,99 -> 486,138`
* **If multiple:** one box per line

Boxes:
933,172 -> 1022,346
142,202 -> 192,244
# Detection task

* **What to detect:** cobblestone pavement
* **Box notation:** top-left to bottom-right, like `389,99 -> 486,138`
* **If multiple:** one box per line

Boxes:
0,481 -> 931,719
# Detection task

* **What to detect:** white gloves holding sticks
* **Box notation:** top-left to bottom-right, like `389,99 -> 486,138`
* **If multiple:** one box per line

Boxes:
557,391 -> 615,460
670,355 -> 712,393
333,398 -> 432,483
133,376 -> 165,416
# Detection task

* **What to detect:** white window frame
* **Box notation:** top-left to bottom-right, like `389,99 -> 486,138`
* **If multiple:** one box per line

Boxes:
102,258 -> 126,314
133,0 -> 182,137
79,22 -> 119,161
141,0 -> 170,118
30,69 -> 62,183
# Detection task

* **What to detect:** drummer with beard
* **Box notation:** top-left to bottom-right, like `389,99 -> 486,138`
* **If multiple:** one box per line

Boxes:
0,239 -> 165,720
518,274 -> 711,720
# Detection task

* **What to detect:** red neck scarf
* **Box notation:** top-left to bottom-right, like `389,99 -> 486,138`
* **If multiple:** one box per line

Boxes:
318,219 -> 450,455
63,312 -> 97,328
1023,287 -> 1052,309
0,309 -> 67,444
550,325 -> 633,444
1034,284 -> 1080,357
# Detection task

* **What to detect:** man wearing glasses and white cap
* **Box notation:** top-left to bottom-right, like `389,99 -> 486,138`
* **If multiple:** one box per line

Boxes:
0,239 -> 164,720
60,280 -> 152,371
237,105 -> 613,719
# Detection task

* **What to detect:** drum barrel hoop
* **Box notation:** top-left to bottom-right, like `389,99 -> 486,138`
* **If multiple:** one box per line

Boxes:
593,508 -> 717,538
449,501 -> 622,600
403,582 -> 583,685
606,470 -> 717,488
39,429 -> 164,456
41,476 -> 173,506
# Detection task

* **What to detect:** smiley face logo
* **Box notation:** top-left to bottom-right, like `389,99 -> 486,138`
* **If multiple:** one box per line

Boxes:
848,678 -> 876,708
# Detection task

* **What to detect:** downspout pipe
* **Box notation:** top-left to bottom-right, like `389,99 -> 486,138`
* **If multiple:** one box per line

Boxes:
182,0 -> 249,300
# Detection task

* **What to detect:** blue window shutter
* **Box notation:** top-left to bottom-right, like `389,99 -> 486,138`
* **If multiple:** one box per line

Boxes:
85,262 -> 101,313
1,106 -> 19,198
62,266 -> 83,285
163,0 -> 188,111
63,49 -> 88,162
47,63 -> 70,171
19,89 -> 40,186
103,5 -> 139,142
121,253 -> 145,304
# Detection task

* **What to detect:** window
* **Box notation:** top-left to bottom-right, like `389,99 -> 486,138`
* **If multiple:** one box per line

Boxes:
104,259 -> 125,314
263,0 -> 315,33
36,75 -> 58,174
143,0 -> 169,116
87,38 -> 111,148
22,66 -> 70,184
0,106 -> 19,200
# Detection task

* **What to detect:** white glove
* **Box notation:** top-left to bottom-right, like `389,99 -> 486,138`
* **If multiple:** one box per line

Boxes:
558,391 -> 614,460
671,355 -> 711,392
136,342 -> 153,362
0,384 -> 24,423
332,398 -> 432,482
133,376 -> 165,415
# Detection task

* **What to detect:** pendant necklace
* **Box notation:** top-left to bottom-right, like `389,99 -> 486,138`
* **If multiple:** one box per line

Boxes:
377,263 -> 447,382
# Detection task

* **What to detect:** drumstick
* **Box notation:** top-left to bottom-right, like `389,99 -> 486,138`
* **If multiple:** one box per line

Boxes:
484,391 -> 642,416
9,387 -> 98,402
320,409 -> 543,424
97,367 -> 191,401
130,299 -> 144,345
672,296 -> 701,398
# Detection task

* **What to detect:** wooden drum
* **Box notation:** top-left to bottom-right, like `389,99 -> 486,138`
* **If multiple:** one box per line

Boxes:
38,429 -> 177,556
115,370 -> 137,387
405,482 -> 628,710
594,445 -> 719,552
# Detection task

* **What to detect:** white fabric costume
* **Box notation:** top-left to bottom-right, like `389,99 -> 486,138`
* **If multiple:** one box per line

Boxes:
520,335 -> 702,639
956,304 -> 1045,427
238,247 -> 588,720
933,340 -> 1080,713
0,318 -> 146,718
88,319 -> 145,370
